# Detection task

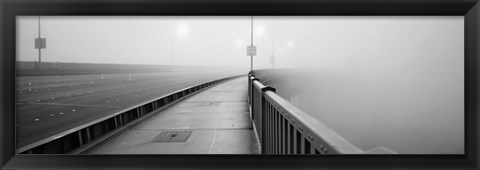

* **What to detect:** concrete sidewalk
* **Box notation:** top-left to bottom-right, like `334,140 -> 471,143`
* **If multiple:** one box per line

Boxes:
90,77 -> 260,154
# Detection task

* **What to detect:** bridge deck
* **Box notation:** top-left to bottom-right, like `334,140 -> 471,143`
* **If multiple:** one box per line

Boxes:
90,77 -> 260,154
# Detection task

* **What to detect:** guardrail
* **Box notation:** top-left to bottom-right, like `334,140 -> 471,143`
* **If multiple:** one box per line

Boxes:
248,73 -> 396,154
17,75 -> 243,154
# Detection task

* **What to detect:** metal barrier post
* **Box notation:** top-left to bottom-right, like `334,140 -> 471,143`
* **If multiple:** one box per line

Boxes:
249,76 -> 259,120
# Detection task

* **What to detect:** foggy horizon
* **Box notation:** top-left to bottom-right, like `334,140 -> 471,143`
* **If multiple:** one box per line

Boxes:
17,16 -> 462,69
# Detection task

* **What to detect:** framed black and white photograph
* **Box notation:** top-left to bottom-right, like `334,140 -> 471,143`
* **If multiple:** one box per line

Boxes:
1,0 -> 479,169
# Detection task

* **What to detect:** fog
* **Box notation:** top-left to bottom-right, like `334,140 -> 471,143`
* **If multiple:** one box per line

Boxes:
17,16 -> 254,69
17,16 -> 464,154
257,17 -> 464,154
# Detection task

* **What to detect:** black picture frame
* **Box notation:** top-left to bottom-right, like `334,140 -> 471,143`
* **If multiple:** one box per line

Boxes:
1,0 -> 479,169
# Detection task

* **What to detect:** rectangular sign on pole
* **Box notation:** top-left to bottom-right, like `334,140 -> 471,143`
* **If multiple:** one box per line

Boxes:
35,38 -> 46,49
247,45 -> 256,56
270,56 -> 275,64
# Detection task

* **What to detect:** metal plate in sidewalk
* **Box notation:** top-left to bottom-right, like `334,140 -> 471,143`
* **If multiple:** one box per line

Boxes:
197,102 -> 220,106
152,131 -> 193,142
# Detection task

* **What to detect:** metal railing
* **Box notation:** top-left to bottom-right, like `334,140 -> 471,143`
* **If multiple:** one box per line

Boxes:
17,75 -> 242,154
248,73 -> 396,154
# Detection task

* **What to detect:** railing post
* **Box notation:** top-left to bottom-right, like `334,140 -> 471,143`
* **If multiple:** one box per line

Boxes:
261,86 -> 275,154
247,73 -> 252,104
249,76 -> 259,120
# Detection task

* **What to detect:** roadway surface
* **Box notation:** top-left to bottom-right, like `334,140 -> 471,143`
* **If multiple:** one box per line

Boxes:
16,70 -> 242,148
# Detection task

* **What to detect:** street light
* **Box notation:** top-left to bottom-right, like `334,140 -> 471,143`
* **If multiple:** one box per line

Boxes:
176,23 -> 189,37
171,22 -> 189,65
286,41 -> 299,67
285,41 -> 296,68
236,39 -> 244,47
256,26 -> 266,37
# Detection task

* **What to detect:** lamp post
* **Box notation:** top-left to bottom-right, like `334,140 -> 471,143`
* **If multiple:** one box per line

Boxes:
35,16 -> 47,70
271,30 -> 275,69
171,34 -> 174,65
38,16 -> 41,63
250,16 -> 254,71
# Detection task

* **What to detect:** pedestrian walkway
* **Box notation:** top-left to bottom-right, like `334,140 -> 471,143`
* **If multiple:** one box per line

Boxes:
90,77 -> 260,154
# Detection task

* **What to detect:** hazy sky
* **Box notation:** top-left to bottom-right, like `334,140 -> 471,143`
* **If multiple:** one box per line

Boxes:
17,16 -> 462,69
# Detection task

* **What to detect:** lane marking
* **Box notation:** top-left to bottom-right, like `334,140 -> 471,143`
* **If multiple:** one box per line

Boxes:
208,111 -> 223,154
